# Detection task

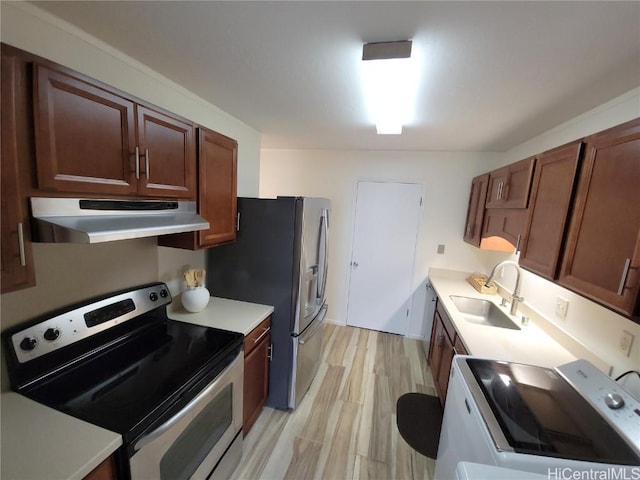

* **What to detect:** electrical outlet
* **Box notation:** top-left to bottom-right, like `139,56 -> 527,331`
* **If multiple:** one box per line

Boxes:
555,297 -> 569,318
437,244 -> 445,254
619,331 -> 635,357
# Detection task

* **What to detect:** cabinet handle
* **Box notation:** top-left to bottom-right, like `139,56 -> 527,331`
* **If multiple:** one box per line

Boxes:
135,147 -> 140,179
236,212 -> 241,232
515,234 -> 521,253
253,326 -> 271,344
17,223 -> 26,267
497,182 -> 503,200
268,344 -> 273,361
145,149 -> 150,180
617,258 -> 632,295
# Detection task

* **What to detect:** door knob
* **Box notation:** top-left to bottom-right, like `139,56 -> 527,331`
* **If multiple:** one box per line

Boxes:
351,261 -> 359,268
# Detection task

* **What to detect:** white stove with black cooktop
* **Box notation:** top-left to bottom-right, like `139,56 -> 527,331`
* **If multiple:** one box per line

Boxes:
435,356 -> 640,479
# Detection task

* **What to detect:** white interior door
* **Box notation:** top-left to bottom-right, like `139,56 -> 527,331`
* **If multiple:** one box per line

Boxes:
346,181 -> 423,335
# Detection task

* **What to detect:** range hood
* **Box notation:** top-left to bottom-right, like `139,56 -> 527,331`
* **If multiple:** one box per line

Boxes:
31,197 -> 209,244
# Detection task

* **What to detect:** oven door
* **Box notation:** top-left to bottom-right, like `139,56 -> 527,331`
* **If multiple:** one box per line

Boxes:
129,351 -> 243,480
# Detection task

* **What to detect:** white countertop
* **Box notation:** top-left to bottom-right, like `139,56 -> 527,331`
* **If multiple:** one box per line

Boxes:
167,296 -> 274,335
1,392 -> 122,480
428,269 -> 581,369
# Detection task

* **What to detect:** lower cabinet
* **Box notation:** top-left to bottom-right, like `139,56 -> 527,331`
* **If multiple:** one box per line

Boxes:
243,316 -> 271,435
428,299 -> 467,406
83,455 -> 116,480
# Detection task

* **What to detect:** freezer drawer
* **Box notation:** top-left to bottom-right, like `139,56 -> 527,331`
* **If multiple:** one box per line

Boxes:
290,305 -> 327,408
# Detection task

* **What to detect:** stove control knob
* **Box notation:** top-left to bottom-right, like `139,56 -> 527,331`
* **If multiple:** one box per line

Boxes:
160,289 -> 169,298
149,292 -> 158,302
44,328 -> 60,342
19,337 -> 37,351
604,392 -> 625,409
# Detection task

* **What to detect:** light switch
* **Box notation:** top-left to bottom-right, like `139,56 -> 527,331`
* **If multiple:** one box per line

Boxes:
437,244 -> 445,254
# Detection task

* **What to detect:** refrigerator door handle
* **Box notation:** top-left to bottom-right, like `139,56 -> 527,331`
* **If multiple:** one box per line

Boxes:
317,209 -> 329,301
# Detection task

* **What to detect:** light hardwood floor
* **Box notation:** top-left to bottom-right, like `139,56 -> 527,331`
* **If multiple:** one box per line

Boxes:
232,323 -> 438,480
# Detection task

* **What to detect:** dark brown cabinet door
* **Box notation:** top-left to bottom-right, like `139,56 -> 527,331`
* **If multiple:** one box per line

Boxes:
428,311 -> 445,384
158,127 -> 238,249
463,173 -> 489,247
435,331 -> 455,404
453,335 -> 468,356
485,156 -> 535,209
428,307 -> 456,406
33,64 -> 138,196
519,142 -> 583,280
83,455 -> 116,480
136,105 -> 196,199
559,119 -> 640,318
1,52 -> 36,293
243,319 -> 271,435
481,208 -> 527,250
198,128 -> 238,246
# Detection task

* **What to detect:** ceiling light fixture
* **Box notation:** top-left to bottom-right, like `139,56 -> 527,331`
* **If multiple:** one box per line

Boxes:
361,40 -> 418,135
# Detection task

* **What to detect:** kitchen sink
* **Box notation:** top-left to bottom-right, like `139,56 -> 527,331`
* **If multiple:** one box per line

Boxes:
449,296 -> 521,330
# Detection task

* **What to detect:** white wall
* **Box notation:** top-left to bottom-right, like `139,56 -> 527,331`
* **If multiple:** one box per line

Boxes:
495,87 -> 640,390
0,2 -> 263,391
259,149 -> 506,338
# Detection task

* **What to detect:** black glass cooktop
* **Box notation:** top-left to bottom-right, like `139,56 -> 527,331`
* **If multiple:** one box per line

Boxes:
22,320 -> 242,440
467,358 -> 640,465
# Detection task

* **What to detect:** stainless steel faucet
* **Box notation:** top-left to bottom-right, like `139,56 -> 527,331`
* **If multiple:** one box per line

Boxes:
485,260 -> 524,315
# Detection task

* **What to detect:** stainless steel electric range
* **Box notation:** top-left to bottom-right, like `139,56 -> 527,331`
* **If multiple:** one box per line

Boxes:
2,282 -> 244,480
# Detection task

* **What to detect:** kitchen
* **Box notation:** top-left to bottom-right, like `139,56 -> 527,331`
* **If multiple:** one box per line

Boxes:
1,1 -> 639,479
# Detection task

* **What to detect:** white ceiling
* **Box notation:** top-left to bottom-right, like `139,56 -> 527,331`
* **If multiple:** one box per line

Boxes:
32,1 -> 640,152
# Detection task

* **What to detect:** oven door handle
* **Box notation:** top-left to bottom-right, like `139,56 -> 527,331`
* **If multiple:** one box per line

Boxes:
134,356 -> 237,452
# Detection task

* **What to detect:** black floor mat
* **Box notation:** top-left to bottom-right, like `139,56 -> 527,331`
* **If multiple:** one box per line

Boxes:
396,393 -> 443,459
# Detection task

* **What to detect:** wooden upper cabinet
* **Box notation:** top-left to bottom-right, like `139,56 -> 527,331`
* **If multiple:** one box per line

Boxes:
485,156 -> 535,209
158,127 -> 238,250
33,63 -> 196,199
1,51 -> 36,293
463,173 -> 489,247
481,208 -> 527,250
197,128 -> 238,246
136,105 -> 196,198
33,63 -> 138,196
519,142 -> 583,280
559,119 -> 640,318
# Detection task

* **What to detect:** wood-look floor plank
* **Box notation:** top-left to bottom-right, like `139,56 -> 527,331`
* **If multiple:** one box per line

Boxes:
327,325 -> 354,365
340,331 -> 369,404
283,436 -> 323,480
354,454 -> 392,480
368,374 -> 393,463
299,364 -> 345,443
317,401 -> 360,480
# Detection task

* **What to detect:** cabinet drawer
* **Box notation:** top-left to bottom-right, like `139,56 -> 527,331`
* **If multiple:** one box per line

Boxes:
244,316 -> 271,356
435,300 -> 456,342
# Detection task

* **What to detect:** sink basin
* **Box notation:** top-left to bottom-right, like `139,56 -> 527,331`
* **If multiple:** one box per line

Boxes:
449,296 -> 521,330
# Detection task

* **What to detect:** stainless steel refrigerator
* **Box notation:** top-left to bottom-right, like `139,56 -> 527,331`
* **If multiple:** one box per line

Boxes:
206,197 -> 330,410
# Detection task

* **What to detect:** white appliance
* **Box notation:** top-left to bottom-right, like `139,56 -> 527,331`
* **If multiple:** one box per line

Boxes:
435,356 -> 640,479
